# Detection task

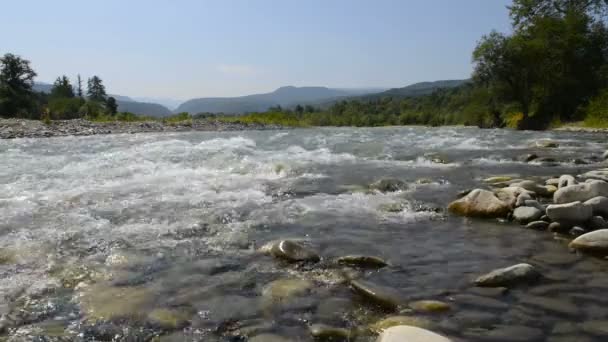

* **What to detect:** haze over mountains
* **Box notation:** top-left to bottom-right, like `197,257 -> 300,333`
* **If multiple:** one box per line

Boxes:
33,80 -> 466,117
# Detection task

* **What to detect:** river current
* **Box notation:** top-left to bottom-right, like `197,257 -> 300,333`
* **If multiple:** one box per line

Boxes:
1,127 -> 608,341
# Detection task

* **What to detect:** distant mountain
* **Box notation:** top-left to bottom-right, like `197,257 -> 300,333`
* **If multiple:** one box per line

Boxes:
33,82 -> 53,93
174,86 -> 384,114
116,100 -> 172,117
362,80 -> 469,100
132,97 -> 183,111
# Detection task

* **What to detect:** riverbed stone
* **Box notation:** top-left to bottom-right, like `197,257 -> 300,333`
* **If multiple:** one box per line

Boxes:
409,300 -> 451,313
603,151 -> 608,160
515,192 -> 533,207
475,263 -> 540,287
261,240 -> 320,263
147,308 -> 191,330
584,196 -> 608,217
514,180 -> 552,197
495,186 -> 535,208
484,176 -> 513,183
513,206 -> 543,224
581,320 -> 608,336
569,229 -> 608,254
554,180 -> 608,204
526,221 -> 549,230
569,226 -> 587,237
376,326 -> 452,342
337,255 -> 387,268
262,278 -> 313,302
309,324 -> 351,340
463,325 -> 543,341
558,175 -> 576,189
448,189 -> 511,218
580,168 -> 608,182
370,179 -> 408,193
370,316 -> 433,333
535,140 -> 559,148
546,178 -> 560,186
249,333 -> 293,342
546,201 -> 593,224
350,280 -> 402,310
518,294 -> 580,317
520,153 -> 539,162
78,284 -> 154,322
589,216 -> 608,230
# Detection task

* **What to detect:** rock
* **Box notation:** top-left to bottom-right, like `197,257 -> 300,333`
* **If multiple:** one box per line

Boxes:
370,179 -> 408,193
451,294 -> 509,310
369,316 -> 433,333
309,324 -> 351,340
463,325 -> 543,341
262,278 -> 313,302
523,200 -> 545,211
548,222 -> 568,233
513,180 -> 552,197
336,255 -> 388,268
603,151 -> 608,160
569,229 -> 608,254
515,192 -> 533,207
513,206 -> 543,224
517,294 -> 580,317
558,175 -> 576,189
581,320 -> 608,336
78,284 -> 154,322
569,227 -> 587,237
448,189 -> 511,218
520,153 -> 539,163
350,280 -> 402,310
535,140 -> 559,148
376,326 -> 451,342
554,180 -> 608,204
147,308 -> 191,330
546,178 -> 560,186
526,221 -> 549,230
262,240 -> 320,263
474,263 -> 540,287
484,176 -> 513,183
546,201 -> 593,224
540,215 -> 551,222
423,152 -> 449,164
249,333 -> 292,342
409,300 -> 451,313
589,216 -> 608,230
545,185 -> 558,195
580,168 -> 608,182
456,189 -> 472,198
584,196 -> 608,217
495,186 -> 535,208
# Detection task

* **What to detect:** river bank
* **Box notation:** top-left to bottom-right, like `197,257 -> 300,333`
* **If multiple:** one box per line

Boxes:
0,118 -> 285,139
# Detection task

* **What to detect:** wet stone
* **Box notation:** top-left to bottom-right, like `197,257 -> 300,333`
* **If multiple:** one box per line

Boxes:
336,255 -> 388,268
249,333 -> 293,342
262,278 -> 313,302
350,280 -> 403,310
147,308 -> 192,330
463,325 -> 544,341
581,320 -> 608,336
267,240 -> 320,263
526,221 -> 549,230
369,315 -> 433,333
517,294 -> 581,317
369,178 -> 408,193
376,326 -> 452,342
474,263 -> 540,287
451,294 -> 509,310
309,324 -> 351,341
409,300 -> 451,313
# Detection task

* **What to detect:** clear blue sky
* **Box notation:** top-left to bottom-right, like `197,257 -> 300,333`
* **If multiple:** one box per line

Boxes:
1,0 -> 512,100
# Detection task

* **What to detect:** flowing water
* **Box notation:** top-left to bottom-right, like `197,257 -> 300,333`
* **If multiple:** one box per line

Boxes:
1,127 -> 608,341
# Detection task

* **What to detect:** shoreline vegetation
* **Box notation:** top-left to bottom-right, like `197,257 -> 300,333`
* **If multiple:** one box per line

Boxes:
1,0 -> 608,131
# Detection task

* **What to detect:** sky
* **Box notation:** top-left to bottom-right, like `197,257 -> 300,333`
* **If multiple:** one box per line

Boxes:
1,0 -> 512,100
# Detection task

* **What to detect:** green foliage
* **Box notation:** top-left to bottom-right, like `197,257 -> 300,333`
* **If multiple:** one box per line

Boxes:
87,76 -> 107,102
584,88 -> 608,127
79,101 -> 104,119
106,97 -> 118,115
51,75 -> 74,99
0,53 -> 38,117
49,97 -> 84,119
220,110 -> 308,127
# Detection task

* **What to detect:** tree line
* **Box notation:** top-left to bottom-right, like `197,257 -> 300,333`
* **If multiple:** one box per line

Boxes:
0,53 -> 117,120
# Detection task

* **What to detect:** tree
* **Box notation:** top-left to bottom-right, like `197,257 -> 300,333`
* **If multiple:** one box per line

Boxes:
76,74 -> 83,98
509,0 -> 608,28
87,76 -> 107,102
106,96 -> 118,115
51,75 -> 74,98
0,53 -> 38,117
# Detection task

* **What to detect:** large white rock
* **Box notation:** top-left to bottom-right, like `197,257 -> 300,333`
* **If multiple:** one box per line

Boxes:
580,168 -> 608,182
513,180 -> 552,197
570,229 -> 608,254
553,180 -> 608,204
513,206 -> 543,224
546,201 -> 593,224
448,189 -> 511,218
584,196 -> 608,217
558,175 -> 576,189
376,326 -> 452,342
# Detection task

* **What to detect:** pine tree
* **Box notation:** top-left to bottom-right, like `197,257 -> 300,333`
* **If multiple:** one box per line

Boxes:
50,75 -> 74,98
87,76 -> 107,102
76,74 -> 83,98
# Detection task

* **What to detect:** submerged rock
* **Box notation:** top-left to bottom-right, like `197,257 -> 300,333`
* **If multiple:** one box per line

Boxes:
336,255 -> 388,268
569,229 -> 608,254
309,324 -> 351,340
554,180 -> 608,204
376,326 -> 452,342
546,201 -> 593,224
261,240 -> 320,263
370,179 -> 408,192
350,280 -> 402,310
262,278 -> 313,302
448,189 -> 511,218
409,300 -> 451,313
484,176 -> 513,183
513,206 -> 543,224
520,154 -> 539,163
581,320 -> 608,336
475,263 -> 540,287
78,283 -> 154,322
535,140 -> 559,148
147,308 -> 191,330
526,221 -> 549,230
249,333 -> 293,342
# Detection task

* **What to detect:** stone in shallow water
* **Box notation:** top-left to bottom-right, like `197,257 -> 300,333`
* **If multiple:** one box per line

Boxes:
260,240 -> 320,263
78,283 -> 154,322
262,278 -> 313,302
569,229 -> 608,254
517,294 -> 580,317
558,175 -> 576,189
569,226 -> 587,237
409,300 -> 451,313
249,333 -> 293,342
147,308 -> 192,330
554,180 -> 608,204
535,140 -> 559,148
336,255 -> 387,268
526,221 -> 549,230
581,320 -> 608,336
376,326 -> 452,342
369,178 -> 408,192
588,216 -> 608,230
585,196 -> 608,217
475,263 -> 540,287
309,324 -> 351,340
451,294 -> 509,310
369,316 -> 433,333
546,201 -> 593,224
350,280 -> 402,310
513,206 -> 543,224
463,325 -> 543,341
448,189 -> 511,218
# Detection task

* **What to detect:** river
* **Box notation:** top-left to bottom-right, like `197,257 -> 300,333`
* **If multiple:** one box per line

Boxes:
1,127 -> 607,341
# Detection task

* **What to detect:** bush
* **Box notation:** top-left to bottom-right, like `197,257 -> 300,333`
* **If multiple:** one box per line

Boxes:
584,89 -> 608,128
49,97 -> 84,119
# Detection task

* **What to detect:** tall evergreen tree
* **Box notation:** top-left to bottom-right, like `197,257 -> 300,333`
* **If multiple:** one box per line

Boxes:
76,74 -> 83,98
106,97 -> 118,115
87,76 -> 107,102
0,53 -> 38,117
50,75 -> 74,98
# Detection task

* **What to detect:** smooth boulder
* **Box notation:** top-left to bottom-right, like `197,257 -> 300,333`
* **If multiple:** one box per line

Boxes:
475,263 -> 540,287
546,201 -> 593,224
513,206 -> 543,224
448,189 -> 511,218
554,180 -> 608,204
260,240 -> 320,263
513,180 -> 551,197
376,326 -> 452,342
603,151 -> 608,160
569,229 -> 608,254
584,196 -> 608,217
350,280 -> 402,310
558,175 -> 576,189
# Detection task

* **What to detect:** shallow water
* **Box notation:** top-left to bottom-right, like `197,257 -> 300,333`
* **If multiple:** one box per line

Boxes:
1,126 -> 608,341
